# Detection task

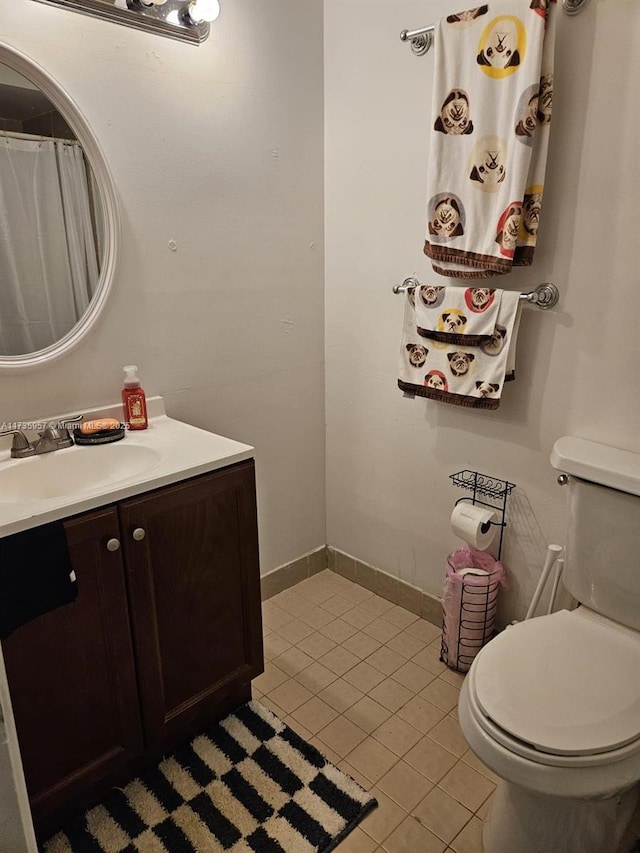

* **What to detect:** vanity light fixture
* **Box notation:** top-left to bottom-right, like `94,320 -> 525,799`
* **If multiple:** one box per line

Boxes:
183,0 -> 220,24
32,0 -> 221,45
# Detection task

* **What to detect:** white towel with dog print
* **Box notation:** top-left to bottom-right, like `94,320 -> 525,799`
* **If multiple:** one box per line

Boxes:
423,0 -> 556,279
414,284 -> 503,345
399,286 -> 522,409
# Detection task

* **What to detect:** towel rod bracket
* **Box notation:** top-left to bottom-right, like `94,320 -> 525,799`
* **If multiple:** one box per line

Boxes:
392,277 -> 420,294
528,282 -> 559,310
562,0 -> 591,16
400,28 -> 433,56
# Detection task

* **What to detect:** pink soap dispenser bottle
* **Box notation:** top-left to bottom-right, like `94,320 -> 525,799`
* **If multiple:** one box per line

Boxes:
122,365 -> 148,430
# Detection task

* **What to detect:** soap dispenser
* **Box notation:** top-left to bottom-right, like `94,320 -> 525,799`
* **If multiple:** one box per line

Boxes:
122,365 -> 148,430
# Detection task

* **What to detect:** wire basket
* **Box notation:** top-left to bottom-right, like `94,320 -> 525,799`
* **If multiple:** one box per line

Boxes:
440,559 -> 503,673
449,470 -> 515,560
450,470 -> 515,501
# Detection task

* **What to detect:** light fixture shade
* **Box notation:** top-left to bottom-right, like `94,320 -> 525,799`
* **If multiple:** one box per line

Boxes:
187,0 -> 220,23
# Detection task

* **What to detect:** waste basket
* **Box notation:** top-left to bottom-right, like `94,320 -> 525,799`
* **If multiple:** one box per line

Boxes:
440,545 -> 506,672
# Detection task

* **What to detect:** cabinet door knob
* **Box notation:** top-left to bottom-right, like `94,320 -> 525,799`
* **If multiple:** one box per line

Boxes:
106,538 -> 121,552
132,528 -> 146,541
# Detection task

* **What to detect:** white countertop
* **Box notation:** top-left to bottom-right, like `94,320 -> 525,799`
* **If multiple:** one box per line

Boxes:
0,397 -> 254,538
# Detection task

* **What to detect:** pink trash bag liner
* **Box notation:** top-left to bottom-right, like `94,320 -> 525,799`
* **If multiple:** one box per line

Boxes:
441,546 -> 507,673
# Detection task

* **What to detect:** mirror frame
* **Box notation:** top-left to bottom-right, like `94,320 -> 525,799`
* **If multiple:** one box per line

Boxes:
0,44 -> 120,372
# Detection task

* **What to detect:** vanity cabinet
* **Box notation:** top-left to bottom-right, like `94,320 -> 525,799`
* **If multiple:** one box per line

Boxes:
2,506 -> 143,824
1,459 -> 263,834
120,460 -> 263,748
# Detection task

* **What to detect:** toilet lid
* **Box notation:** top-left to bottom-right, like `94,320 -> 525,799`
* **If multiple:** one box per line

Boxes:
473,610 -> 640,756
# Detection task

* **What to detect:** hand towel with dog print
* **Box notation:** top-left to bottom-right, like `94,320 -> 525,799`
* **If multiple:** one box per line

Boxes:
423,0 -> 556,279
399,287 -> 522,409
414,284 -> 503,345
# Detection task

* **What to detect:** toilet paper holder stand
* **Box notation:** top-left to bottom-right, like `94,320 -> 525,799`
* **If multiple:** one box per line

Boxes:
450,470 -> 516,560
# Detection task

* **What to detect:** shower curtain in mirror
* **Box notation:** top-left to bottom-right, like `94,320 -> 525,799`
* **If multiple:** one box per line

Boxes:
0,136 -> 99,355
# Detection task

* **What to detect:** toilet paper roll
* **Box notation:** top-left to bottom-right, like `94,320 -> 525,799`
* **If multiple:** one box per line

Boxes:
450,503 -> 498,549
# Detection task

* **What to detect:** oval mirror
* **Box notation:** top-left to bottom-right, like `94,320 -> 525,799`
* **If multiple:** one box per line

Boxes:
0,45 -> 119,370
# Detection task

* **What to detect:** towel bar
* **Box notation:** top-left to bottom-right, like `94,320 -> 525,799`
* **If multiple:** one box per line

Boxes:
401,0 -> 590,55
392,279 -> 559,310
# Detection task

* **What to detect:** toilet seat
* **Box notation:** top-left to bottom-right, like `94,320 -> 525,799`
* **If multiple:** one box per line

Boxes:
469,608 -> 640,764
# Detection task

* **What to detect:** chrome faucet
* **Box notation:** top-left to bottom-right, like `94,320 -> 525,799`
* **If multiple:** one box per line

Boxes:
0,416 -> 83,458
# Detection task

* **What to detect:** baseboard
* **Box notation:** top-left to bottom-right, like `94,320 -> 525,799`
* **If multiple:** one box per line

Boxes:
327,547 -> 443,628
261,545 -> 443,630
260,546 -> 327,601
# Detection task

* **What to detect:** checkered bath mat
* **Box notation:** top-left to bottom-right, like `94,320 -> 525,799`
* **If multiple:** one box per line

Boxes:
43,701 -> 377,853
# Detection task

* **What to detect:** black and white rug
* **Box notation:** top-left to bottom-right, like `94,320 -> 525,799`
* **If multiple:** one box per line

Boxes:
43,701 -> 377,853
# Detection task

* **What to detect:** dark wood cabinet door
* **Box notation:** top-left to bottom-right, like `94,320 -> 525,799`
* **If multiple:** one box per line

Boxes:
120,461 -> 263,749
1,508 -> 143,825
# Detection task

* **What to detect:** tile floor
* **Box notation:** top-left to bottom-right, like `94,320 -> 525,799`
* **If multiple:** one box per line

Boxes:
254,569 -> 640,853
253,570 -> 495,853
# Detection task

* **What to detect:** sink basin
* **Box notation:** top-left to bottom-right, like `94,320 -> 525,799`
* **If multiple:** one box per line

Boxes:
0,443 -> 161,502
0,396 -> 255,537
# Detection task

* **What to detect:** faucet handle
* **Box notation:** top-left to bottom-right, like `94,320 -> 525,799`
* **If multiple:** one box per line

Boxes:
37,414 -> 83,450
61,414 -> 84,444
51,414 -> 83,431
0,429 -> 35,458
43,414 -> 83,440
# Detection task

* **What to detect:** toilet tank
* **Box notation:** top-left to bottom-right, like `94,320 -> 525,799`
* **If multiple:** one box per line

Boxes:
551,437 -> 640,631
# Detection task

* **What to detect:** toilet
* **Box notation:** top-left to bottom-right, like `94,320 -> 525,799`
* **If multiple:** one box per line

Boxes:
458,436 -> 640,853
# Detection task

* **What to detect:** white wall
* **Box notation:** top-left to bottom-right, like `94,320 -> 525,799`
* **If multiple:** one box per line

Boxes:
325,0 -> 640,622
1,0 -> 639,623
0,0 -> 326,575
